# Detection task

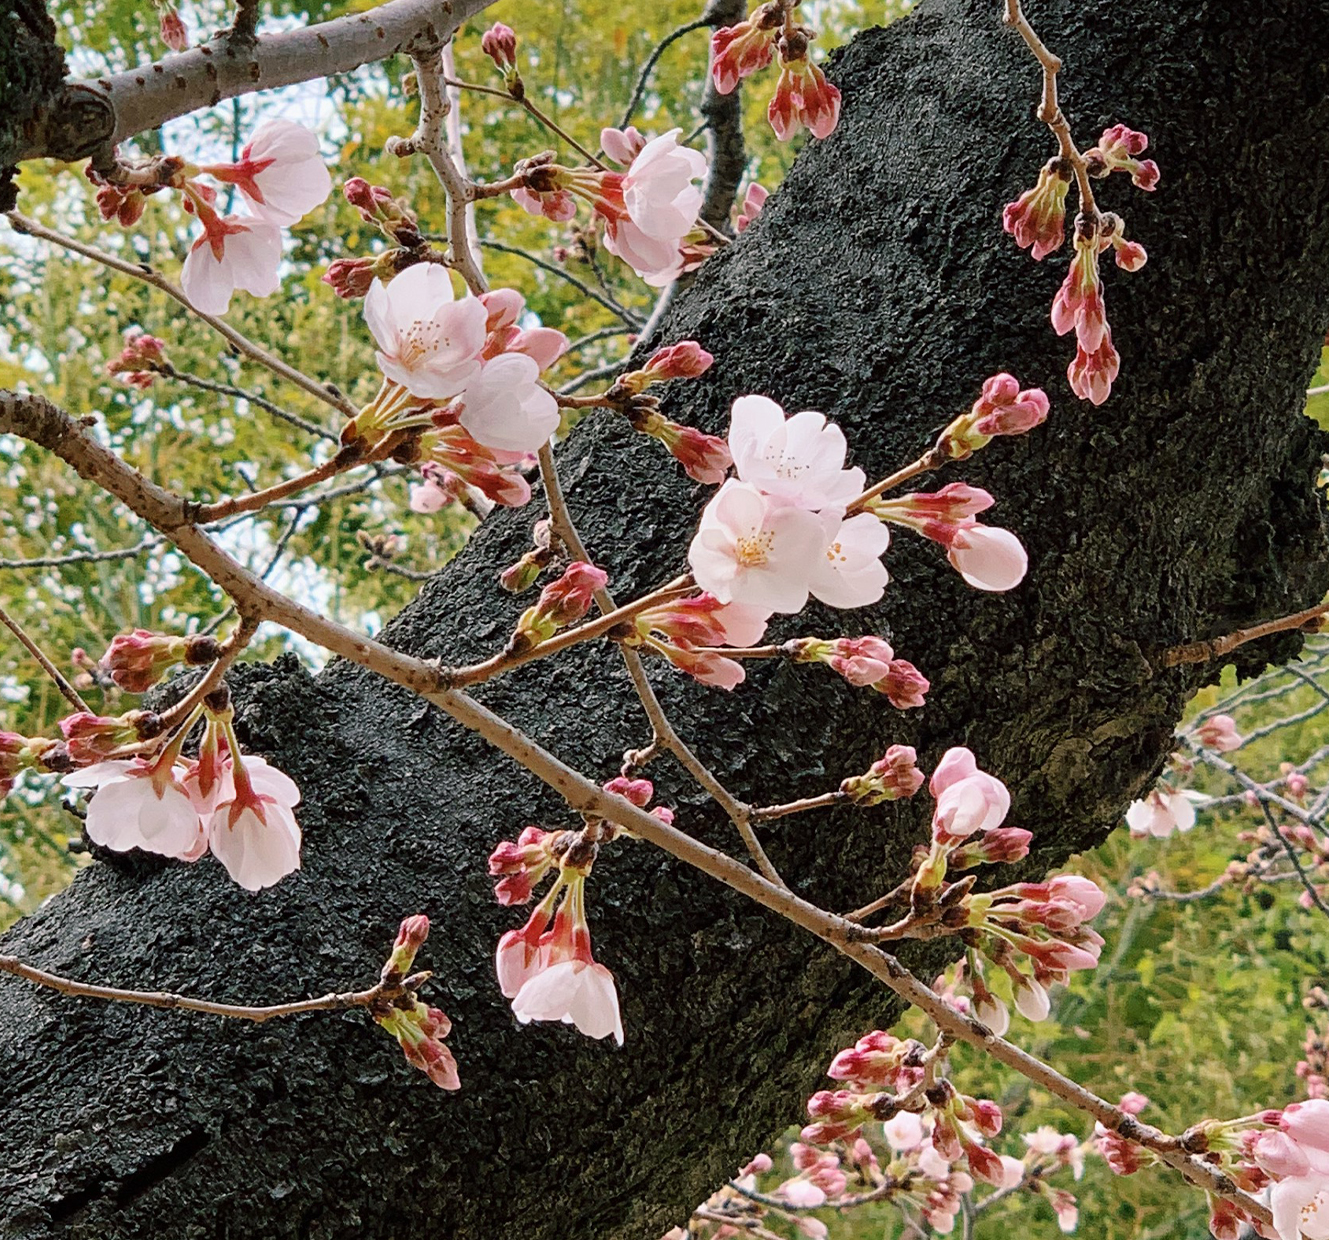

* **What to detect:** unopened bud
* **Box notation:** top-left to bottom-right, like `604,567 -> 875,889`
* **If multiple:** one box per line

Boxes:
841,745 -> 924,806
515,561 -> 608,647
382,914 -> 431,981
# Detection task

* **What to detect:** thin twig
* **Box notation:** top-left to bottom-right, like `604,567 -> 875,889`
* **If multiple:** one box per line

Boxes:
475,238 -> 643,326
1162,598 -> 1329,667
0,600 -> 90,713
164,367 -> 334,441
0,538 -> 161,569
618,18 -> 710,131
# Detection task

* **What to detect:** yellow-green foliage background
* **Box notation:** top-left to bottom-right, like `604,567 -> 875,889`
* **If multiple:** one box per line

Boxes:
2,3 -> 1326,1237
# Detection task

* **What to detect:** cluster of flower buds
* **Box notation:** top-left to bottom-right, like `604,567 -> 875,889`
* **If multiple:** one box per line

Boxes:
802,1032 -> 1009,1186
512,561 -> 607,649
489,780 -> 654,1043
711,2 -> 841,142
480,21 -> 522,94
787,636 -> 930,707
105,328 -> 171,390
1300,989 -> 1329,1101
840,744 -> 925,805
96,628 -> 221,693
371,915 -> 460,1090
1004,126 -> 1157,405
0,731 -> 74,799
511,126 -> 707,285
323,177 -> 430,298
936,372 -> 1050,460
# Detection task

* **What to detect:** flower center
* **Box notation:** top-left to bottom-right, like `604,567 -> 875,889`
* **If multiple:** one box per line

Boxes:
401,319 -> 449,367
735,530 -> 774,568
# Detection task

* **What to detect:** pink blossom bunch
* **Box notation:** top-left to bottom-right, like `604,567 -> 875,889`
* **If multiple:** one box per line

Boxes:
869,483 -> 1028,593
411,431 -> 532,510
61,711 -> 302,891
711,8 -> 841,143
787,635 -> 930,708
96,628 -> 217,694
106,328 -> 170,390
631,591 -> 771,690
371,915 -> 461,1090
511,130 -> 707,285
840,744 -> 926,805
689,395 -> 888,614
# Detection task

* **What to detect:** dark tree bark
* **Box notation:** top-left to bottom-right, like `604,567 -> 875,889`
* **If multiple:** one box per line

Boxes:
4,1 -> 1329,1236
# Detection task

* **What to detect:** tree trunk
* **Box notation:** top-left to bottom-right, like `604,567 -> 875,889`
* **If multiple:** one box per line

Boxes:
4,1 -> 1329,1236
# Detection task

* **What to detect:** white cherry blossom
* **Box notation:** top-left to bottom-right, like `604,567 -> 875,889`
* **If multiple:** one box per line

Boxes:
180,218 -> 283,317
728,395 -> 865,511
809,511 -> 890,608
511,959 -> 624,1045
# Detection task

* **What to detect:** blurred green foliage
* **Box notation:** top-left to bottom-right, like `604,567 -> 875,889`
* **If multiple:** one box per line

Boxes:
1,3 -> 1325,1237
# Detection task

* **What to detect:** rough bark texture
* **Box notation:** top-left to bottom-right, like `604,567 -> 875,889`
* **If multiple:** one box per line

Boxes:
5,0 -> 1329,1236
0,0 -> 67,210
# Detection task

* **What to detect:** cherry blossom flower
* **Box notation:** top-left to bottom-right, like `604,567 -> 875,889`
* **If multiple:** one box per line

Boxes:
456,352 -> 560,454
180,215 -> 283,316
364,263 -> 487,401
929,747 -> 1011,839
728,395 -> 864,511
689,480 -> 827,613
600,129 -> 707,284
1125,787 -> 1202,837
768,54 -> 841,141
62,755 -> 203,860
200,120 -> 332,226
809,511 -> 890,608
207,751 -> 302,891
1003,158 -> 1072,259
946,523 -> 1028,591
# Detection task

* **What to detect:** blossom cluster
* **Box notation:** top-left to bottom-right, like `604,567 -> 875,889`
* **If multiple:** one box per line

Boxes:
1002,126 -> 1158,405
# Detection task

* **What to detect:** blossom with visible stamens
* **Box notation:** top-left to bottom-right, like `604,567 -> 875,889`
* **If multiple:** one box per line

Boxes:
364,263 -> 487,401
810,511 -> 890,608
689,480 -> 827,613
1084,124 -> 1160,190
736,182 -> 768,233
199,120 -> 331,226
180,213 -> 284,317
728,395 -> 864,511
841,745 -> 925,805
1003,158 -> 1072,259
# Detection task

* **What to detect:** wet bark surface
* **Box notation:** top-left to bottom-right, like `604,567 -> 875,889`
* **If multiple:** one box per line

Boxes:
4,0 -> 1329,1236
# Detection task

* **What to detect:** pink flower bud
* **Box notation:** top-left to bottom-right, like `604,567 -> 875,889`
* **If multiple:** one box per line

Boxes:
962,1140 -> 1008,1186
1119,1092 -> 1151,1115
322,256 -> 377,299
604,776 -> 653,808
516,562 -> 609,646
1068,331 -> 1121,406
481,22 -> 518,70
1085,125 -> 1160,191
1195,714 -> 1243,753
58,711 -> 153,764
841,744 -> 925,806
711,16 -> 779,95
948,826 -> 1033,868
100,629 -> 193,693
740,1153 -> 774,1177
636,412 -> 731,484
159,1 -> 188,51
620,341 -> 714,394
970,1098 -> 1004,1138
946,524 -> 1028,592
383,914 -> 430,978
736,182 -> 769,233
768,55 -> 841,142
1003,158 -> 1071,259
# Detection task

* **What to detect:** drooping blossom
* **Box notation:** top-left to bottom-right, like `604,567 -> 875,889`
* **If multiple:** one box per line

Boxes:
206,747 -> 303,891
1084,124 -> 1160,191
710,9 -> 781,94
1051,227 -> 1109,353
601,129 -> 707,284
1125,787 -> 1201,838
1068,331 -> 1121,406
62,753 -> 203,860
768,52 -> 841,142
200,120 -> 332,226
180,214 -> 284,317
727,395 -> 864,510
363,263 -> 487,401
688,480 -> 827,613
157,0 -> 188,50
1003,158 -> 1072,259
